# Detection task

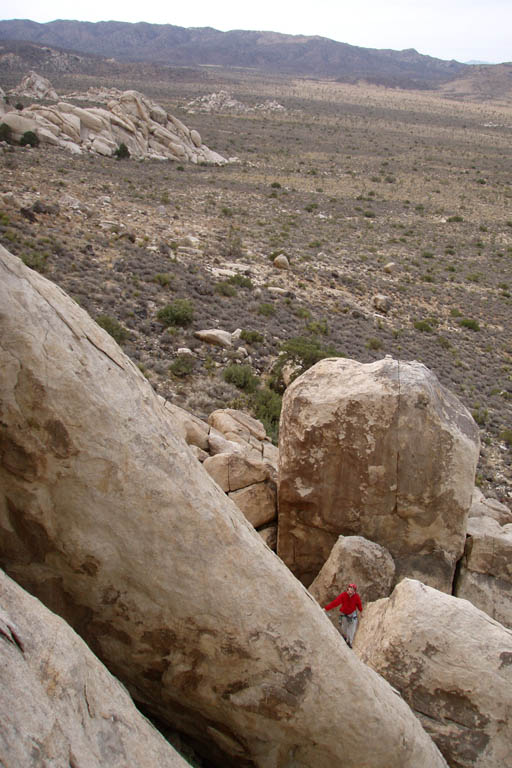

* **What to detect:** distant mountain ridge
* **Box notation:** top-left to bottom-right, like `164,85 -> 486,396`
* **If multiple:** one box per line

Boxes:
0,18 -> 469,88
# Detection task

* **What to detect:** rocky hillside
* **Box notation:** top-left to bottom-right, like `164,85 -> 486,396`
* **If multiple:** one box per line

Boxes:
0,69 -> 511,503
0,19 -> 469,88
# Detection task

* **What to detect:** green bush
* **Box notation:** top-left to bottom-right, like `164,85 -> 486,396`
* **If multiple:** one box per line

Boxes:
157,299 -> 194,327
269,335 -> 340,393
153,273 -> 173,287
96,314 -> 129,344
223,363 -> 258,392
21,251 -> 47,272
459,317 -> 480,331
20,130 -> 39,148
257,302 -> 275,317
240,329 -> 263,344
447,215 -> 464,222
500,429 -> 512,447
169,355 -> 195,377
0,123 -> 13,143
215,281 -> 237,297
227,274 -> 253,289
251,386 -> 282,444
414,320 -> 433,332
114,142 -> 130,160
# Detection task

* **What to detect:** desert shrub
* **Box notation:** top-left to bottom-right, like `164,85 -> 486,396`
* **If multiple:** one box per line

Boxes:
223,363 -> 258,392
240,329 -> 263,344
257,302 -> 275,317
500,429 -> 512,447
422,250 -> 434,259
157,299 -> 194,327
153,273 -> 173,287
414,320 -> 433,332
169,355 -> 195,377
227,274 -> 253,289
0,123 -> 13,143
269,335 -> 340,393
306,319 -> 328,335
447,215 -> 464,222
270,181 -> 281,189
114,142 -> 130,160
221,225 -> 243,258
21,251 -> 47,272
215,281 -> 237,297
366,337 -> 382,350
20,130 -> 39,147
251,386 -> 282,444
459,317 -> 480,331
96,314 -> 129,344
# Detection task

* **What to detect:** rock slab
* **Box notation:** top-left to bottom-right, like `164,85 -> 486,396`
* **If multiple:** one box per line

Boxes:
0,568 -> 189,768
356,579 -> 512,768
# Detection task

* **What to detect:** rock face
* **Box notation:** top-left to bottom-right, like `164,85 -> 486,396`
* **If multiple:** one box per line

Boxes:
355,579 -> 512,768
309,535 -> 395,614
0,568 -> 189,768
278,357 -> 480,589
0,87 -> 226,163
0,246 -> 447,768
454,516 -> 512,629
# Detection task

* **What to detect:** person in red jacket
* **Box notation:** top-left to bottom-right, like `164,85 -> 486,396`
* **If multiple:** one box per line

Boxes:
324,583 -> 363,648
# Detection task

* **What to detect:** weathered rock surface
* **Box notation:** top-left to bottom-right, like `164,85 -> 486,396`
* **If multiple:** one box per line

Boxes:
185,91 -> 286,115
0,247 -> 447,768
0,568 -> 189,768
309,535 -> 395,613
278,357 -> 480,588
1,87 -> 226,163
355,579 -> 512,768
454,516 -> 512,629
468,487 -> 512,526
10,70 -> 58,100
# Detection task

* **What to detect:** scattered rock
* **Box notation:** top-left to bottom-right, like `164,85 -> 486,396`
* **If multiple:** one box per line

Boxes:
372,293 -> 391,312
273,254 -> 290,270
194,329 -> 233,347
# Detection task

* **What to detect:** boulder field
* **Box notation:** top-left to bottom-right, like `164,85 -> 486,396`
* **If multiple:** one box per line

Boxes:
0,244 -> 447,768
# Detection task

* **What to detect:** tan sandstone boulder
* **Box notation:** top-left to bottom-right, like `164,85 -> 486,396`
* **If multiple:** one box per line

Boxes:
454,516 -> 512,629
0,246 -> 447,768
278,357 -> 480,589
468,487 -> 512,526
0,568 -> 189,768
309,535 -> 396,614
355,579 -> 512,768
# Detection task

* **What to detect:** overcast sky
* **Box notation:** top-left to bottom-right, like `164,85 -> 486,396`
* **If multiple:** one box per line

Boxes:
2,0 -> 511,64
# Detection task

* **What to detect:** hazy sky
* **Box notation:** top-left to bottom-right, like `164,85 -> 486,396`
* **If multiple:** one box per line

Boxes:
2,0 -> 511,64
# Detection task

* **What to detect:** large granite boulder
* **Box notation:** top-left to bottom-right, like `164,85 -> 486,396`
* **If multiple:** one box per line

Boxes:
355,579 -> 512,768
11,70 -> 58,100
278,357 -> 480,589
0,246 -> 447,768
454,516 -> 512,629
0,568 -> 189,768
309,535 -> 395,615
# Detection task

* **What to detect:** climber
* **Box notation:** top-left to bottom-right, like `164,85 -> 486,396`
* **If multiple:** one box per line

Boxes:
324,583 -> 363,648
